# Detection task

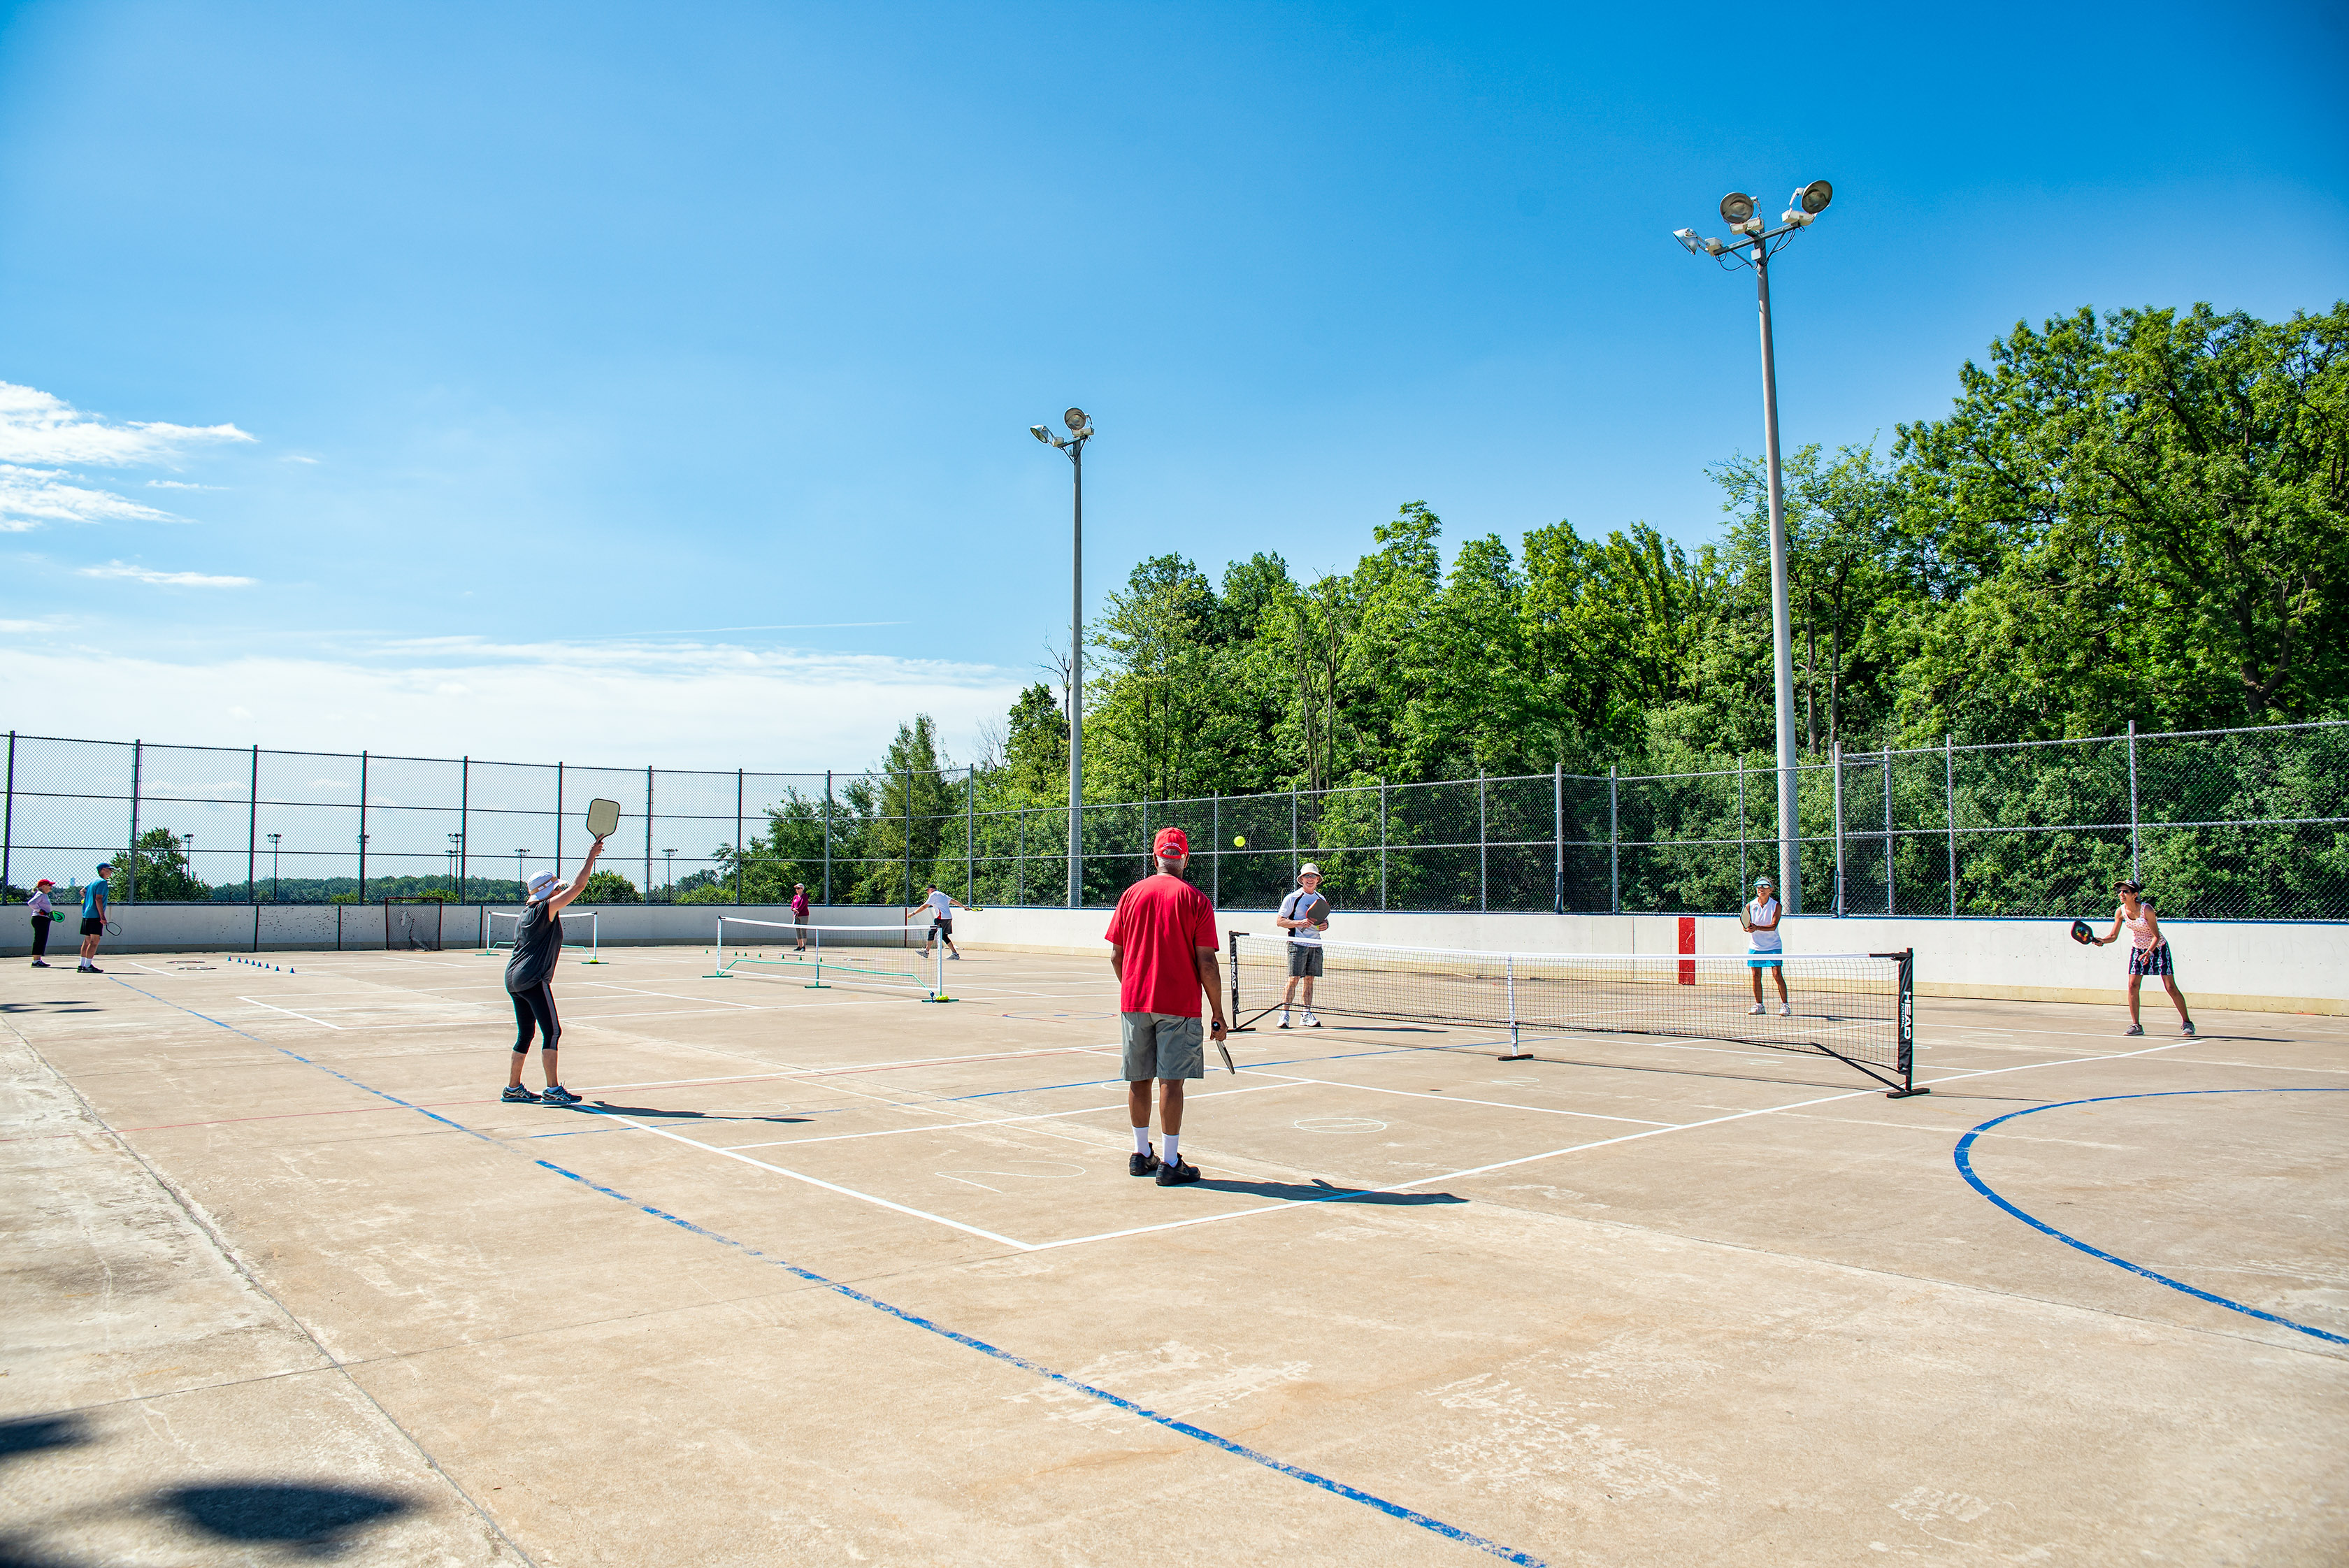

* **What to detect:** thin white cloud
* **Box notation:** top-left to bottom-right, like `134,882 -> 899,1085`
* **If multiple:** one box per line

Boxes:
1,465 -> 178,528
78,561 -> 257,587
0,382 -> 254,466
145,479 -> 222,491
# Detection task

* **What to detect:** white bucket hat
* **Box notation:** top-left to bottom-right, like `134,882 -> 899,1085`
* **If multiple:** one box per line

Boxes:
1298,863 -> 1322,878
526,872 -> 559,901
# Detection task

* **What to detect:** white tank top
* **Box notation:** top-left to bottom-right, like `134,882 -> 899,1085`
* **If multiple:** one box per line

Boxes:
2118,903 -> 2158,949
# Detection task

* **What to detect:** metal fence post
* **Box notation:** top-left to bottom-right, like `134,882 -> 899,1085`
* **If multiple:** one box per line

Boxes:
1551,762 -> 1563,915
1944,735 -> 1957,917
247,745 -> 259,904
1478,768 -> 1488,913
1378,779 -> 1388,912
903,768 -> 913,906
1210,793 -> 1219,907
735,769 -> 745,905
554,761 -> 563,889
1830,741 -> 1844,919
1737,755 -> 1748,896
2,731 -> 13,898
1291,789 -> 1299,886
459,757 -> 470,902
966,766 -> 975,905
645,765 -> 654,900
1882,751 -> 1894,916
1017,800 -> 1025,907
1607,763 -> 1618,914
358,750 -> 369,902
2127,718 -> 2141,884
822,770 -> 833,905
128,739 -> 142,902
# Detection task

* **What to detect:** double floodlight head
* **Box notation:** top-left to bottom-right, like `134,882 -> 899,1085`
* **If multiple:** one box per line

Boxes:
1031,408 -> 1093,449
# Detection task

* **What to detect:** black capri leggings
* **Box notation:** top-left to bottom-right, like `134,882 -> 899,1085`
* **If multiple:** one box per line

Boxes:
31,916 -> 52,959
512,982 -> 561,1055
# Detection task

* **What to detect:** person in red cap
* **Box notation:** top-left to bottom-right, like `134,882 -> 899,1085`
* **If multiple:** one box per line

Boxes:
1102,826 -> 1228,1186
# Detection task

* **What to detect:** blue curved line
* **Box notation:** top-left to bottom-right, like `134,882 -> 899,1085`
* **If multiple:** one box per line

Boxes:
106,974 -> 1549,1565
1954,1088 -> 2349,1346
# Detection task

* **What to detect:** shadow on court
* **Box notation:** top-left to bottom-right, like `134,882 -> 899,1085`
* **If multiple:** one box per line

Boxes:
1192,1177 -> 1465,1207
581,1102 -> 812,1124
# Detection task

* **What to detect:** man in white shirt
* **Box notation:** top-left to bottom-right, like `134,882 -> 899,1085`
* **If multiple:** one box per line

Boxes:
1275,863 -> 1330,1028
905,884 -> 968,960
1742,875 -> 1790,1017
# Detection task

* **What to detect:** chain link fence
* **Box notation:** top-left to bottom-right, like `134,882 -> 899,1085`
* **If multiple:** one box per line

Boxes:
3,721 -> 2341,920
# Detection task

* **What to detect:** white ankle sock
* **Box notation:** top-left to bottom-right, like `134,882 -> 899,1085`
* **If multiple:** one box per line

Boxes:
1163,1134 -> 1180,1165
1133,1126 -> 1152,1156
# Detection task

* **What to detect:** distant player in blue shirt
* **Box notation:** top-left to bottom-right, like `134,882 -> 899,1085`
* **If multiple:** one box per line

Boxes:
78,863 -> 114,973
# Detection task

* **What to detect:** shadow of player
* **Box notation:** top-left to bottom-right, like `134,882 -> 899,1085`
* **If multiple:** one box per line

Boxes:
582,1102 -> 810,1123
154,1483 -> 411,1559
1191,1177 -> 1464,1206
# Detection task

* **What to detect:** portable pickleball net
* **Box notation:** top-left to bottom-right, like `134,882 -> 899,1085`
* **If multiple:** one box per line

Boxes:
1226,932 -> 1921,1096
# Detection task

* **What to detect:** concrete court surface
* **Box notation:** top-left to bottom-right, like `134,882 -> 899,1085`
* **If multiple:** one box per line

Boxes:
1,940 -> 2343,1567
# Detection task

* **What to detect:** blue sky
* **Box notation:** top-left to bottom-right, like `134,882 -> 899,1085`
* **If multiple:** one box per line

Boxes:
2,0 -> 2343,768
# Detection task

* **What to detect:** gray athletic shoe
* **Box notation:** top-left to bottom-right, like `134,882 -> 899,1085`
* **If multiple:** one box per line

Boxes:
540,1085 -> 582,1107
2122,1023 -> 2144,1037
501,1085 -> 540,1103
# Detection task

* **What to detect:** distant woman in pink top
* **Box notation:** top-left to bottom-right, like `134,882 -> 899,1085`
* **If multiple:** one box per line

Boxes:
2092,879 -> 2194,1037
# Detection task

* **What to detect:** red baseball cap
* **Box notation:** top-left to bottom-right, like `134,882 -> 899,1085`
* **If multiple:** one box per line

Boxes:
1152,826 -> 1188,858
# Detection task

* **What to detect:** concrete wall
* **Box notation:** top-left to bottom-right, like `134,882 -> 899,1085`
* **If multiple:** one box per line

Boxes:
10,900 -> 2339,1014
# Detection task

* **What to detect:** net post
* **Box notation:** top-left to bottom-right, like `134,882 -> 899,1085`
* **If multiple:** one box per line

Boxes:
1225,928 -> 1253,1033
1884,947 -> 1926,1098
1499,954 -> 1530,1060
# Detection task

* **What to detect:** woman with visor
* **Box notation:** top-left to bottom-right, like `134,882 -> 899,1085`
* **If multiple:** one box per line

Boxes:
503,835 -> 606,1105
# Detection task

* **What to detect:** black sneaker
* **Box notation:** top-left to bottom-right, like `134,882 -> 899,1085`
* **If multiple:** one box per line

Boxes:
540,1085 -> 582,1107
1155,1158 -> 1200,1187
1128,1150 -> 1161,1177
79,965 -> 102,974
29,959 -> 48,968
501,1085 -> 541,1103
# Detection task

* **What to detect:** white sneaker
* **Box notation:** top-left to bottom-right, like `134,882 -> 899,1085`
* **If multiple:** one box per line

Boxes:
1748,1003 -> 1765,1016
1277,1012 -> 1291,1029
1779,1005 -> 1792,1018
1301,1012 -> 1321,1028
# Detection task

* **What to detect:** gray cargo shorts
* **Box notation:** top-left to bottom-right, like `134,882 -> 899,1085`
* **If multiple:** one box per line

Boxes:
1121,1012 -> 1205,1082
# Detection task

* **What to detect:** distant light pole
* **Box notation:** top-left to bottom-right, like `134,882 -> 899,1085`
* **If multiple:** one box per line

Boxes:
515,849 -> 529,898
182,835 -> 194,897
1029,406 -> 1095,909
267,833 -> 281,902
448,832 -> 464,898
1674,179 -> 1834,913
662,848 -> 677,901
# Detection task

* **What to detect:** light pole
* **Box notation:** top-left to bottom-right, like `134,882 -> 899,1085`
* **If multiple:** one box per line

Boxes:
182,835 -> 194,897
448,832 -> 464,899
1029,406 -> 1095,908
662,848 -> 676,901
1674,179 -> 1834,914
515,849 -> 529,898
267,833 -> 281,902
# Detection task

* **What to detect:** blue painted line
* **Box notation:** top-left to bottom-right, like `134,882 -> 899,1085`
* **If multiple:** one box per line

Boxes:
1955,1088 -> 2349,1347
103,975 -> 1551,1565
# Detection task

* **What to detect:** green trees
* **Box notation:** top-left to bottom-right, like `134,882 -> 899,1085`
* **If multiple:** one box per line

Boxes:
576,870 -> 642,904
114,828 -> 208,902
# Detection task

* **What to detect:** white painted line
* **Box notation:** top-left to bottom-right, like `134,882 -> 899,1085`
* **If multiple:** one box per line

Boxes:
579,981 -> 760,1009
238,997 -> 345,1030
1238,1070 -> 1676,1126
584,1042 -> 1130,1093
585,1111 -> 1036,1250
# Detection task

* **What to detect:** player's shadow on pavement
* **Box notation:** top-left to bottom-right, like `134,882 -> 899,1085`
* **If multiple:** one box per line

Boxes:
582,1102 -> 812,1124
1193,1177 -> 1463,1207
156,1483 -> 411,1559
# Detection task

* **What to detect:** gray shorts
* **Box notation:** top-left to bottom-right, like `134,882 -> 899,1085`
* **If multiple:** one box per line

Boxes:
1287,944 -> 1323,978
1121,1012 -> 1204,1081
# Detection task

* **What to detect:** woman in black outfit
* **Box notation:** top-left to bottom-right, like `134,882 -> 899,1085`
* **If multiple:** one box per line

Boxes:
503,835 -> 604,1105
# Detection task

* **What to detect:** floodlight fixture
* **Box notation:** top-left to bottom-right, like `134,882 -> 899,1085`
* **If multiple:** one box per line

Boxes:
1796,179 -> 1832,215
1030,424 -> 1052,443
1673,227 -> 1701,254
1064,407 -> 1089,431
1718,191 -> 1755,225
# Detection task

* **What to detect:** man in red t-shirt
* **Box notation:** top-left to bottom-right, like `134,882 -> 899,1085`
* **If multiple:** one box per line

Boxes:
1103,826 -> 1228,1187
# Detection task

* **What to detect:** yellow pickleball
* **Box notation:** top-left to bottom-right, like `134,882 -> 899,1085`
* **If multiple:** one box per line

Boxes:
1233,835 -> 1246,847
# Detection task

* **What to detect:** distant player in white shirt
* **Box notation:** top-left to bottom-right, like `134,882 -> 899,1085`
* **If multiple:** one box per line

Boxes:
905,884 -> 970,960
1275,863 -> 1330,1028
1741,875 -> 1790,1017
